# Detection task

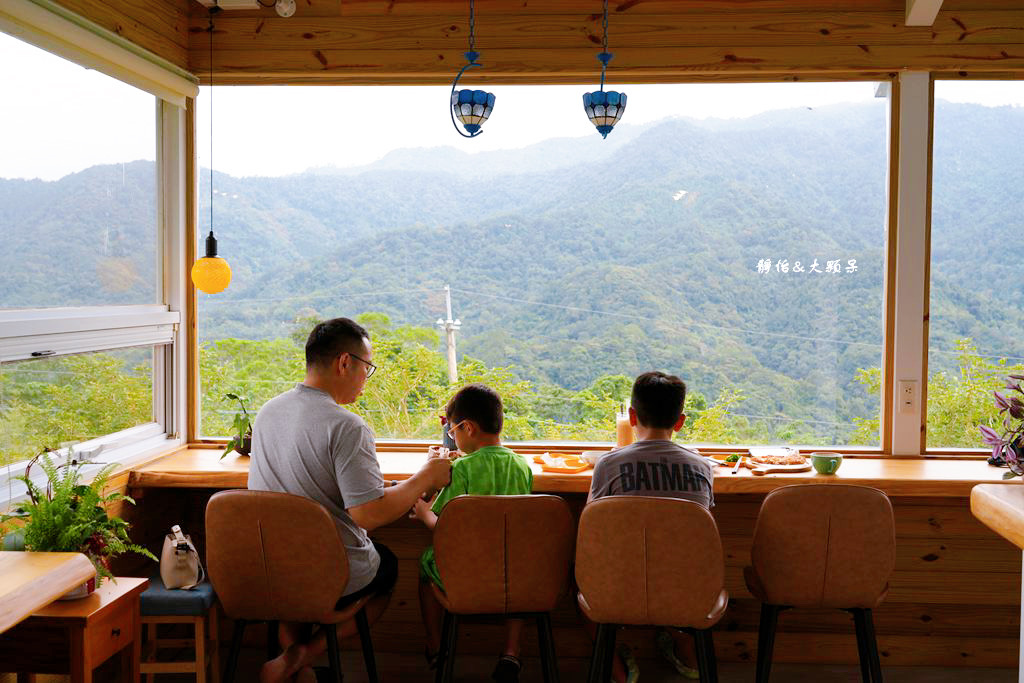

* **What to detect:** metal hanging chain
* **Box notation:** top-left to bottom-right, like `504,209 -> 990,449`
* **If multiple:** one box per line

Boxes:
599,0 -> 610,91
468,0 -> 476,54
602,0 -> 609,53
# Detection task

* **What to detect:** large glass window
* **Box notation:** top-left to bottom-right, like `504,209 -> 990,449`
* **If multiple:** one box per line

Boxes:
0,348 -> 155,467
928,80 -> 1024,449
0,29 -> 167,476
0,32 -> 157,309
197,82 -> 888,447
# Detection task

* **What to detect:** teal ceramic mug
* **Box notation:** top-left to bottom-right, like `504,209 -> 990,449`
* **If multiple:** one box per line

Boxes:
811,452 -> 843,475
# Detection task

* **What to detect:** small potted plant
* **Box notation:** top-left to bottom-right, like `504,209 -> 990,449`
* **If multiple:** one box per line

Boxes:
222,392 -> 252,458
1,448 -> 156,595
979,374 -> 1024,479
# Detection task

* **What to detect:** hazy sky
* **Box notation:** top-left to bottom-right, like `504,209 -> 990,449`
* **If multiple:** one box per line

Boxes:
3,30 -> 1023,180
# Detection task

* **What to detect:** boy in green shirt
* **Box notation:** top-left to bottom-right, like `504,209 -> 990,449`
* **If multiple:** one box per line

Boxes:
412,383 -> 533,683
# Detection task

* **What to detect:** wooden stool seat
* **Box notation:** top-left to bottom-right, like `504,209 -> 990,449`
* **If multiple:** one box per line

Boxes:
576,496 -> 728,683
432,495 -> 574,683
745,484 -> 895,683
139,573 -> 219,682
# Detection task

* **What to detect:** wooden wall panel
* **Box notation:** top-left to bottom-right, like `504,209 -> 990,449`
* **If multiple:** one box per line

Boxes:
132,489 -> 1023,669
183,2 -> 1024,84
51,0 -> 190,69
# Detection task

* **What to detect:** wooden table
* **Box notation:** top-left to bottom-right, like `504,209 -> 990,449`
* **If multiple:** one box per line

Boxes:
0,551 -> 96,634
0,576 -> 148,682
971,484 -> 1024,682
130,447 -> 1021,497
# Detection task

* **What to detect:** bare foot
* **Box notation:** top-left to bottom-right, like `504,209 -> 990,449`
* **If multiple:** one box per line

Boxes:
259,643 -> 309,683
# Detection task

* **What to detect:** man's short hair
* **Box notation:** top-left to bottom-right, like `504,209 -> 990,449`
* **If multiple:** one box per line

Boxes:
631,371 -> 687,429
445,383 -> 504,435
305,318 -> 369,369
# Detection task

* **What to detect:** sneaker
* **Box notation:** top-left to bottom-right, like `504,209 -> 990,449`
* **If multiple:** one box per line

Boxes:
617,643 -> 640,683
492,654 -> 522,683
656,629 -> 700,680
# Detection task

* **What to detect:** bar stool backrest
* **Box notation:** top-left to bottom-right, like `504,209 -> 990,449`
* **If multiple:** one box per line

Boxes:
206,489 -> 348,623
575,496 -> 724,626
434,494 -> 574,614
751,484 -> 895,609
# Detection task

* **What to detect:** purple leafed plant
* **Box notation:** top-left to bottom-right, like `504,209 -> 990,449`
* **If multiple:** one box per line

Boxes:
979,375 -> 1024,479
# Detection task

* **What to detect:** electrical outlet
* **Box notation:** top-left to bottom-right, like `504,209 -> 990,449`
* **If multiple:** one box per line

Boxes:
897,380 -> 918,414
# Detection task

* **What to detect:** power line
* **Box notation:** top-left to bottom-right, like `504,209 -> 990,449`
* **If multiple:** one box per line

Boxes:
450,286 -> 884,350
201,287 -> 440,307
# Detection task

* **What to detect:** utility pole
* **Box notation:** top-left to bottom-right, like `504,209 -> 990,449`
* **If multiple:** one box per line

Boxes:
436,284 -> 461,384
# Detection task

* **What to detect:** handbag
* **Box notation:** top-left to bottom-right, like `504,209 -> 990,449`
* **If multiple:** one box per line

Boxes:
159,524 -> 204,590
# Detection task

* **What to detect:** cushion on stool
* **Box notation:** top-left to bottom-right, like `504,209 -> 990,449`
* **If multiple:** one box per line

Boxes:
140,573 -> 216,617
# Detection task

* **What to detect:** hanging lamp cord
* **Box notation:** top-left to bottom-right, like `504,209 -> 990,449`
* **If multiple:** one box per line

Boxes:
208,8 -> 218,245
468,0 -> 475,55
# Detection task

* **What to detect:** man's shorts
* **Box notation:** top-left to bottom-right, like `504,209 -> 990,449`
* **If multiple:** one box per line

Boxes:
335,541 -> 398,610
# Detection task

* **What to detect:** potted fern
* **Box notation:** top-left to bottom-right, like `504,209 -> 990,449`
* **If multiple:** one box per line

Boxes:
1,448 -> 155,595
222,392 -> 252,458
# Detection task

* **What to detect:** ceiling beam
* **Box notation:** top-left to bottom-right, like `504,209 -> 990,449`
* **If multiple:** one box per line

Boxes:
906,0 -> 943,26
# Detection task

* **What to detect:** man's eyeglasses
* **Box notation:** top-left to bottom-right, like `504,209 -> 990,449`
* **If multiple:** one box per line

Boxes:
349,352 -> 377,378
446,419 -> 466,439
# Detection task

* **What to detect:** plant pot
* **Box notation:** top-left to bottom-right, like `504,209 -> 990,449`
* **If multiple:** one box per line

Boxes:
236,432 -> 252,456
59,576 -> 97,600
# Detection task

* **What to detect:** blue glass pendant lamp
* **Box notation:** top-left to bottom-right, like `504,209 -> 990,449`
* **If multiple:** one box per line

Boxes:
450,0 -> 495,137
583,0 -> 626,138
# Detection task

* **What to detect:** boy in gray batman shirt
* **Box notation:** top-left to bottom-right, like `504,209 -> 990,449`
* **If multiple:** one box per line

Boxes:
587,372 -> 714,682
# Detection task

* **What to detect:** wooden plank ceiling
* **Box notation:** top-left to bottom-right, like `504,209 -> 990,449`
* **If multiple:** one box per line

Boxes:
184,0 -> 1024,84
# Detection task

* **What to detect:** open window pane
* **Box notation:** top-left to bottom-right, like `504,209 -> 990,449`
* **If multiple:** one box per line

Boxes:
928,80 -> 1024,449
0,31 -> 157,309
198,83 -> 887,446
0,347 -> 155,467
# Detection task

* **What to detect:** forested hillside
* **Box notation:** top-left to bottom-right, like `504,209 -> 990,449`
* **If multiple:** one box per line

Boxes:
2,100 -> 1022,460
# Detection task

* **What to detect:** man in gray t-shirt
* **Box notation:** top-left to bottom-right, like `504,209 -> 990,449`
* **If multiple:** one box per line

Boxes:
586,372 -> 715,683
249,382 -> 386,594
248,317 -> 451,683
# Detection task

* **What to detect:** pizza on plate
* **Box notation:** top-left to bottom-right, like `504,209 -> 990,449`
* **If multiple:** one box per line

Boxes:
749,453 -> 807,466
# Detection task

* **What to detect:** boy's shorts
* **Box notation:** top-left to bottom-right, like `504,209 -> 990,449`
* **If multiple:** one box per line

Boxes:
335,541 -> 398,609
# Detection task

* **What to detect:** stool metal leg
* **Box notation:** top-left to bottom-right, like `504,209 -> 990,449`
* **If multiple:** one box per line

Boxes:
435,612 -> 452,683
355,607 -> 379,683
852,608 -> 883,682
600,624 -> 618,683
324,622 -> 343,683
695,628 -> 718,683
848,608 -> 871,683
209,603 -> 220,683
535,613 -> 559,683
223,619 -> 247,683
586,623 -> 610,683
267,620 -> 280,661
756,604 -> 782,683
441,613 -> 459,683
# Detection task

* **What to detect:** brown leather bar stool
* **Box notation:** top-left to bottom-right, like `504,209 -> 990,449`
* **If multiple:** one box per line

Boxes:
576,496 -> 728,683
432,494 -> 574,683
745,484 -> 895,683
206,490 -> 379,683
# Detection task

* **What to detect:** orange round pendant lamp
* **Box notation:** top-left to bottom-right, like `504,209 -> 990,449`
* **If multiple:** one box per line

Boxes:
191,6 -> 231,295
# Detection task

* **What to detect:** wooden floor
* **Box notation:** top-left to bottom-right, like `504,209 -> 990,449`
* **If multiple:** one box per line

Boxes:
150,648 -> 1018,682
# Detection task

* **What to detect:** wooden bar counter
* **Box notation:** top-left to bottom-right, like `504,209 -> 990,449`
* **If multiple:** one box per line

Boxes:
971,484 -> 1024,681
130,447 -> 1020,498
125,448 -> 1024,669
